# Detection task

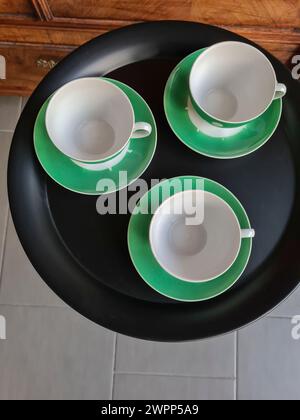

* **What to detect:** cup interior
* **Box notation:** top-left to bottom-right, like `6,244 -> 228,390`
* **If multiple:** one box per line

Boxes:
190,42 -> 276,123
46,78 -> 134,162
149,190 -> 242,282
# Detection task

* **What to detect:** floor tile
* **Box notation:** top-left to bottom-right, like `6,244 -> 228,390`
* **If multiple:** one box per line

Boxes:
238,317 -> 300,400
115,333 -> 235,378
21,97 -> 29,111
0,97 -> 21,131
270,285 -> 300,318
113,374 -> 234,400
0,305 -> 115,400
0,132 -> 11,279
0,215 -> 65,306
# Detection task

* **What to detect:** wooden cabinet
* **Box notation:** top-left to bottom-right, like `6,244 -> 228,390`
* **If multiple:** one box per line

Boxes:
0,0 -> 299,96
0,44 -> 72,95
47,0 -> 192,21
0,0 -> 36,17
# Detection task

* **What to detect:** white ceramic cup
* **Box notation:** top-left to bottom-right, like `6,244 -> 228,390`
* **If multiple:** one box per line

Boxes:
189,41 -> 287,127
45,77 -> 152,163
149,190 -> 255,282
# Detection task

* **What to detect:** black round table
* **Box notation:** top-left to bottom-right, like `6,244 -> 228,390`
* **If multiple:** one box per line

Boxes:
8,21 -> 300,341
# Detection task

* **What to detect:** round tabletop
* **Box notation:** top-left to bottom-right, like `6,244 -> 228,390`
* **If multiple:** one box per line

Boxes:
8,21 -> 300,341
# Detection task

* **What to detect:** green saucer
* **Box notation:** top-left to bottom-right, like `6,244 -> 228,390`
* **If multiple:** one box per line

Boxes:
34,78 -> 157,195
128,176 -> 253,302
164,50 -> 282,159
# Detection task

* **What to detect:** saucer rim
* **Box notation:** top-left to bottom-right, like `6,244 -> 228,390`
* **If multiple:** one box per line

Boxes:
127,176 -> 253,302
34,78 -> 157,195
164,49 -> 283,160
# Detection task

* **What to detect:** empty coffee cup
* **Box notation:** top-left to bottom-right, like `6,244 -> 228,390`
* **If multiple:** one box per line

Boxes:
189,41 -> 287,128
45,77 -> 152,163
149,190 -> 255,282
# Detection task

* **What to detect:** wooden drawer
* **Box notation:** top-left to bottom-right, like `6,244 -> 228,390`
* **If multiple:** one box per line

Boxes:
48,0 -> 190,22
0,0 -> 298,95
0,0 -> 37,19
48,0 -> 299,28
0,44 -> 72,95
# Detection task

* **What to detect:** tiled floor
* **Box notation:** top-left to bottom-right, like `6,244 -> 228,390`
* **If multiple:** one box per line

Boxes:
0,96 -> 300,400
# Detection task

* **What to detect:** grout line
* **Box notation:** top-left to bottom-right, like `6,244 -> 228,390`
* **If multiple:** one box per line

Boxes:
114,371 -> 236,380
0,206 -> 9,291
0,302 -> 68,309
110,333 -> 118,400
0,129 -> 14,134
233,331 -> 237,400
267,315 -> 295,320
235,331 -> 239,401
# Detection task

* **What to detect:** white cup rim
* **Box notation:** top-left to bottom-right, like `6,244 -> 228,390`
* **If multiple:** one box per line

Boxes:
45,77 -> 136,163
149,189 -> 243,282
189,41 -> 278,124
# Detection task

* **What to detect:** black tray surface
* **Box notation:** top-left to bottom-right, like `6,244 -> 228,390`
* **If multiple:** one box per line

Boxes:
8,21 -> 300,341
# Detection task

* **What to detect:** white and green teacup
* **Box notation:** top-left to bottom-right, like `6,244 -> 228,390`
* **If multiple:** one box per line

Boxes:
149,189 -> 255,283
189,41 -> 287,128
45,77 -> 152,163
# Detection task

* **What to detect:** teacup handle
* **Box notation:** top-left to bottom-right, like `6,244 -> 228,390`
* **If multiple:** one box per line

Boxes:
274,83 -> 287,99
241,229 -> 255,239
132,122 -> 152,139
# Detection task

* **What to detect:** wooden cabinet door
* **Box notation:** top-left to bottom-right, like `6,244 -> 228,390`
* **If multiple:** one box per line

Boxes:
46,0 -> 191,22
0,0 -> 37,20
45,0 -> 299,28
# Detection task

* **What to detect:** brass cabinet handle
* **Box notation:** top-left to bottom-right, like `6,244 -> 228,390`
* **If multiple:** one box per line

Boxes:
36,58 -> 58,69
